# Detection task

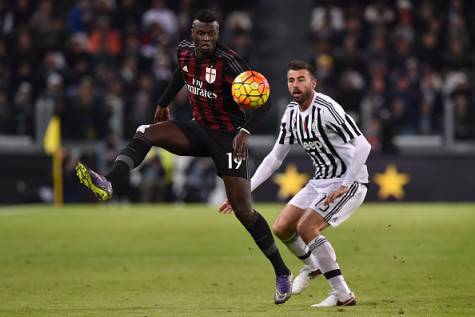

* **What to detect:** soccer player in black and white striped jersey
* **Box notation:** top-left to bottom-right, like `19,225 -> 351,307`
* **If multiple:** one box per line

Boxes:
220,60 -> 371,307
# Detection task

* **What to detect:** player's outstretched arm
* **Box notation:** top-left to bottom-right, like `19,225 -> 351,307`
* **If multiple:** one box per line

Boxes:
154,106 -> 170,122
251,141 -> 290,192
153,68 -> 184,123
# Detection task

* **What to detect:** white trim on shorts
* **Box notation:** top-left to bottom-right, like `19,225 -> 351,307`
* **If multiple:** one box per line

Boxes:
288,180 -> 367,227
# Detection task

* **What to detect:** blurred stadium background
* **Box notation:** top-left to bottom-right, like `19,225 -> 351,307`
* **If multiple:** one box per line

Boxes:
0,0 -> 474,203
1,1 -> 475,316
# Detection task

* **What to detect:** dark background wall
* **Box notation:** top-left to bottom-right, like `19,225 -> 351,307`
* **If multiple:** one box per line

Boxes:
1,151 -> 474,204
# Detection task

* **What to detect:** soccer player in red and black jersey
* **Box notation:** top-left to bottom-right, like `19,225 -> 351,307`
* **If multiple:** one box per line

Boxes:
75,10 -> 293,304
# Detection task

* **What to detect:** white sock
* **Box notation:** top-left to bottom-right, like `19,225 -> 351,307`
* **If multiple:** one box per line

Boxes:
308,235 -> 352,301
282,232 -> 319,268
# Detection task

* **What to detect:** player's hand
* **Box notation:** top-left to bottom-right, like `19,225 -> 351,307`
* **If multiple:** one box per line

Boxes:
154,106 -> 170,123
324,185 -> 349,205
233,129 -> 249,161
218,199 -> 234,214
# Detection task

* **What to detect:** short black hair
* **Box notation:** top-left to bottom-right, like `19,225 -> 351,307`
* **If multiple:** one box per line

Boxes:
288,59 -> 315,76
193,10 -> 218,23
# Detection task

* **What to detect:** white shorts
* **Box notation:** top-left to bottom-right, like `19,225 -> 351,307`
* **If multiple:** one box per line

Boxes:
288,181 -> 367,227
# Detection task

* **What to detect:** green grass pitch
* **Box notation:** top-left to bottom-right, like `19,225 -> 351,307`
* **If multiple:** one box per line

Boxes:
1,203 -> 474,317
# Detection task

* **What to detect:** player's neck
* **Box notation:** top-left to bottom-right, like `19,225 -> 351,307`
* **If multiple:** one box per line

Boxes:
194,48 -> 214,59
297,90 -> 315,112
298,97 -> 312,112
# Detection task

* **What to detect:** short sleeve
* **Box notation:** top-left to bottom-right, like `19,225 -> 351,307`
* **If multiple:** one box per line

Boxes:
177,40 -> 191,59
277,107 -> 296,145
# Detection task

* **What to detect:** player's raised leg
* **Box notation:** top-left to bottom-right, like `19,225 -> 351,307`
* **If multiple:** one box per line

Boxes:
223,176 -> 292,305
297,210 -> 356,307
75,121 -> 193,200
272,204 -> 321,294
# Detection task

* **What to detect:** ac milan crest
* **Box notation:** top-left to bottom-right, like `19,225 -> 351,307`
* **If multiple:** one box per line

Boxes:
205,66 -> 216,84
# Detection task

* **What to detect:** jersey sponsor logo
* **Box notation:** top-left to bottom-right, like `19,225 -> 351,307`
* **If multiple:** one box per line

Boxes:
205,66 -> 216,83
302,140 -> 324,152
185,78 -> 217,99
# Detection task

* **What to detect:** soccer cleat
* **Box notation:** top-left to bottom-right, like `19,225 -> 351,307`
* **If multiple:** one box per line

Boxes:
311,291 -> 356,308
274,273 -> 293,305
292,265 -> 321,294
75,162 -> 113,201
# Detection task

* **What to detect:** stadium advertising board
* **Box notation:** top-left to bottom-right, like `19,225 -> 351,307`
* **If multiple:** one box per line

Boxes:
250,154 -> 475,202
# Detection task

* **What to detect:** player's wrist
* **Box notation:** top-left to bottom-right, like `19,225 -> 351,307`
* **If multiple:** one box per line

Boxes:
238,127 -> 251,135
341,180 -> 352,188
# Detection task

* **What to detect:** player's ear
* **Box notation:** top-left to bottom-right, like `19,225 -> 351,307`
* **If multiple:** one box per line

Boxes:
312,78 -> 317,90
191,20 -> 197,37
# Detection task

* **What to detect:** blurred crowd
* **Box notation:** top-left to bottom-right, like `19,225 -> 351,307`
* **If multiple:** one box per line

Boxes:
0,0 -> 257,141
0,0 -> 258,203
308,0 -> 475,152
2,0 -> 475,203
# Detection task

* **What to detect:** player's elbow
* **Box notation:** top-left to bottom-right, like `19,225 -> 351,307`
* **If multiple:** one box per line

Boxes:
363,138 -> 371,154
355,135 -> 371,154
364,138 -> 371,154
265,156 -> 283,171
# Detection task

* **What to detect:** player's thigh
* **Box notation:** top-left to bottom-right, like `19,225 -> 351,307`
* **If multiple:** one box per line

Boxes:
279,182 -> 321,232
273,204 -> 305,235
140,121 -> 208,156
298,207 -> 330,234
208,133 -> 249,179
311,182 -> 367,227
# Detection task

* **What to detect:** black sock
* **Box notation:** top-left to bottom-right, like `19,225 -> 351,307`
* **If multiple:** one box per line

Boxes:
245,211 -> 290,276
106,133 -> 151,188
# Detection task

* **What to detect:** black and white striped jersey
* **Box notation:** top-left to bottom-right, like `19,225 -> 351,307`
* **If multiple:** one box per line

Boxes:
277,91 -> 369,184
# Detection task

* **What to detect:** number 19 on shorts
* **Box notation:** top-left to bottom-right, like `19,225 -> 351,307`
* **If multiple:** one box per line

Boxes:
226,152 -> 242,170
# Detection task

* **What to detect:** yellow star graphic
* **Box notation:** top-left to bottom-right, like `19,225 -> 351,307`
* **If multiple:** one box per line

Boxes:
273,164 -> 309,199
373,164 -> 410,200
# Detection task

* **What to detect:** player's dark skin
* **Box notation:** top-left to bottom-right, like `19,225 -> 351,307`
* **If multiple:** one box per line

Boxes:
148,20 -> 255,226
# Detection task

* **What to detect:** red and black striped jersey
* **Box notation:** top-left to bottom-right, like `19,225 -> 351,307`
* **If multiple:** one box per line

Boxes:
177,40 -> 250,133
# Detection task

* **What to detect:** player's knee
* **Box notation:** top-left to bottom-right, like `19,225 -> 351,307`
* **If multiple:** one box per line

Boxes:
228,195 -> 251,214
233,208 -> 254,227
296,220 -> 319,244
272,219 -> 290,239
